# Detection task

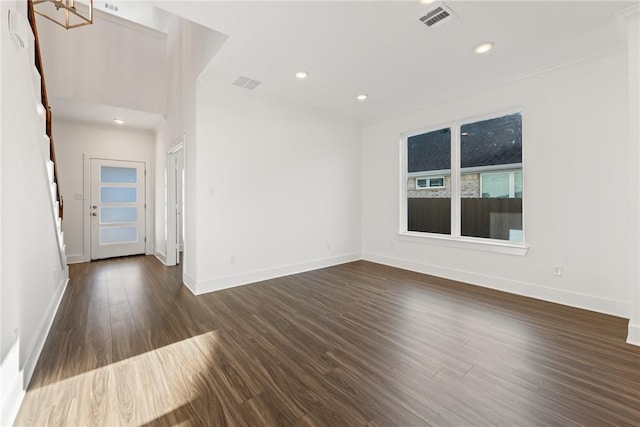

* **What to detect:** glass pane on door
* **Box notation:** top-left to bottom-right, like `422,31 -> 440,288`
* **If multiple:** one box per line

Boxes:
101,166 -> 137,183
100,187 -> 137,203
100,226 -> 138,244
101,207 -> 137,224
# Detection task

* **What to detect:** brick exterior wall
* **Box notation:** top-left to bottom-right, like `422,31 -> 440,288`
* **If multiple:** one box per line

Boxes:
460,173 -> 480,198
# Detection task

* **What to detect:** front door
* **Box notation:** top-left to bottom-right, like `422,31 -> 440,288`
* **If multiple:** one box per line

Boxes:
90,158 -> 146,260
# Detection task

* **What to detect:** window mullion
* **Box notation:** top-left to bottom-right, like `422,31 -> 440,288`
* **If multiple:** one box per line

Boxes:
451,125 -> 461,238
400,137 -> 408,233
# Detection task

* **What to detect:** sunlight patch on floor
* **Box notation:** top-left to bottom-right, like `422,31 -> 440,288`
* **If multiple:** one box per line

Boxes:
17,331 -> 220,426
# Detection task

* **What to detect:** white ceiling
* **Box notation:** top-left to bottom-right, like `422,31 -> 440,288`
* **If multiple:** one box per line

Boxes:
50,1 -> 634,127
157,0 -> 634,123
51,97 -> 164,130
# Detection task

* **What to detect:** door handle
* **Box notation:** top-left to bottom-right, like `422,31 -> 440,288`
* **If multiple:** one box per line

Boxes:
91,212 -> 97,216
92,205 -> 97,209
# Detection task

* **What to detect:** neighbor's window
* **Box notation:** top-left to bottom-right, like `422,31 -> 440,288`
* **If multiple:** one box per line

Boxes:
416,177 -> 445,189
405,111 -> 523,243
481,171 -> 522,198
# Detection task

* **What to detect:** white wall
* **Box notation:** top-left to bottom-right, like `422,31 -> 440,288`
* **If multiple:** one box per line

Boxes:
152,10 -> 362,296
362,51 -> 636,318
154,15 -> 188,267
193,85 -> 362,293
37,8 -> 167,115
154,15 -> 225,278
1,2 -> 69,423
624,7 -> 640,344
54,119 -> 155,263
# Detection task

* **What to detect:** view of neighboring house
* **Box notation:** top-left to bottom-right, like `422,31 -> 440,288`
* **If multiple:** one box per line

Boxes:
407,112 -> 523,240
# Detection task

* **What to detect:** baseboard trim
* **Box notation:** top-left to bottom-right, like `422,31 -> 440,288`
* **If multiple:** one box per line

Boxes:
1,341 -> 25,427
154,249 -> 167,266
193,253 -> 362,295
183,272 -> 197,295
362,252 -> 630,318
66,253 -> 87,264
628,322 -> 640,346
1,276 -> 69,426
23,277 -> 69,387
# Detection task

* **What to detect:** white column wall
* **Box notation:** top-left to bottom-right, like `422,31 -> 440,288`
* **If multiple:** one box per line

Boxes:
193,86 -> 362,293
153,15 -> 225,286
623,6 -> 640,345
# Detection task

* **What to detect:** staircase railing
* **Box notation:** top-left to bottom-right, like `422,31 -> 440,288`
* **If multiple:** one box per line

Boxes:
26,0 -> 63,220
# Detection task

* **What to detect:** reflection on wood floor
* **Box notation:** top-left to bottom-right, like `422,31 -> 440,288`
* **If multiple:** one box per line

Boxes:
14,255 -> 640,426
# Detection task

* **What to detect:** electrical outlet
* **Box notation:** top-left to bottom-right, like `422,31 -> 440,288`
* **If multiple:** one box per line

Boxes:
390,242 -> 395,250
326,242 -> 332,250
74,192 -> 83,200
230,255 -> 236,265
553,265 -> 563,276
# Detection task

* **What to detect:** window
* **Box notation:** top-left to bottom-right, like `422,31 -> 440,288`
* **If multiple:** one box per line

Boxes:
481,171 -> 522,198
405,111 -> 523,243
406,128 -> 451,235
416,176 -> 445,189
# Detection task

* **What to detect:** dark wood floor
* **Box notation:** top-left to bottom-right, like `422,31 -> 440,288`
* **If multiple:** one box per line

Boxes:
15,256 -> 640,426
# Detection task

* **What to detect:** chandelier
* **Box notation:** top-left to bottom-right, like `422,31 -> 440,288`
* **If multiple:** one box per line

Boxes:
32,0 -> 93,29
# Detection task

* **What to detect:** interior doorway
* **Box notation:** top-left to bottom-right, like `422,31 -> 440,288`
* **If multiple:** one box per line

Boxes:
166,137 -> 184,266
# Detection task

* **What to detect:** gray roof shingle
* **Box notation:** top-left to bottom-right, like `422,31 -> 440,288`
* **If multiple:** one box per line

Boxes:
408,112 -> 522,173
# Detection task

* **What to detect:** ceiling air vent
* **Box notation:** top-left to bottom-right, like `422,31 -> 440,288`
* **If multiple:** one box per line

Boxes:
233,76 -> 261,90
419,3 -> 456,28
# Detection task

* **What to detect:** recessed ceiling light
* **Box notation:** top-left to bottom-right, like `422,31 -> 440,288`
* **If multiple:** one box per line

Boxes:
295,70 -> 308,80
474,42 -> 495,54
461,132 -> 469,136
419,0 -> 437,4
113,118 -> 125,125
356,94 -> 368,101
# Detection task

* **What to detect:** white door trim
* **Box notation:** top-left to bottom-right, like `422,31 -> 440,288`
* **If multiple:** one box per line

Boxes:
82,154 -> 153,262
166,135 -> 185,267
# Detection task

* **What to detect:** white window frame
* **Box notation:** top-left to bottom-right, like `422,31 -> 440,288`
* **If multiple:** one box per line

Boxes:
399,107 -> 528,256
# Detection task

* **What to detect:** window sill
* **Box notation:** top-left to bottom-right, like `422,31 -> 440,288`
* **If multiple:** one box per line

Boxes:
398,232 -> 529,256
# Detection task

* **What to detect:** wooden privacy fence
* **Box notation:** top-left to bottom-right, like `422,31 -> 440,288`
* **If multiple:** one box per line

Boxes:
408,198 -> 451,234
408,198 -> 523,239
